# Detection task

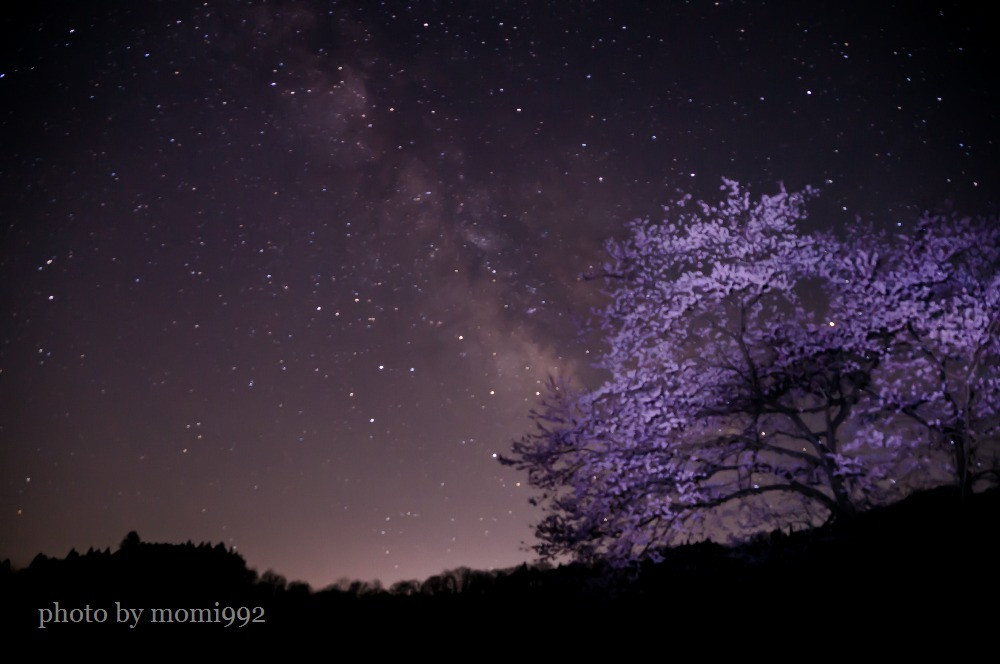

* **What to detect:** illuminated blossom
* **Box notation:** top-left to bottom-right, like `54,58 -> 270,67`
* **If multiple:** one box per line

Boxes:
503,180 -> 999,565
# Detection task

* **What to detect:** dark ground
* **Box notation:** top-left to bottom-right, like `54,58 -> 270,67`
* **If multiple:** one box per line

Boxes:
4,485 -> 998,652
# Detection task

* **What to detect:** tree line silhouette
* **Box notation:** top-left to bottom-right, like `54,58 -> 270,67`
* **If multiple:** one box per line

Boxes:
3,484 -> 998,646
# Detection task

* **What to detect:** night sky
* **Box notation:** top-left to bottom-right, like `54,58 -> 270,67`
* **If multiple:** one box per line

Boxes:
2,1 -> 997,588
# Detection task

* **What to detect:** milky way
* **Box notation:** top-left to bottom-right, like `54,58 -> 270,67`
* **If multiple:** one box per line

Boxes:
2,1 -> 996,586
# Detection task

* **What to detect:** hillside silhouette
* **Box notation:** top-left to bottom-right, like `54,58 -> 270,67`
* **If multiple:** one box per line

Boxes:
4,485 -> 998,647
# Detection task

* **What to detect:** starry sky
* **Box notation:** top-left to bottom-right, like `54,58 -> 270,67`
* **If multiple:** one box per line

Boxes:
2,1 -> 997,587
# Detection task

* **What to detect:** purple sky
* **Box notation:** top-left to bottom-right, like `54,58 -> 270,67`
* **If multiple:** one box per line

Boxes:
2,1 -> 996,587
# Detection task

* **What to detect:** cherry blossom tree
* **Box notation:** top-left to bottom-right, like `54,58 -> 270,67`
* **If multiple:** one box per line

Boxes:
840,213 -> 1000,495
503,180 -> 999,565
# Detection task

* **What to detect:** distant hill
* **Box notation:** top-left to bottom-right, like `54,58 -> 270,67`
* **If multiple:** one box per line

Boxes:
4,485 -> 998,648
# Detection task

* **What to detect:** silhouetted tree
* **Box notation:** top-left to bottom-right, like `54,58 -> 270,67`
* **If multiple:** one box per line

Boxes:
120,530 -> 141,550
